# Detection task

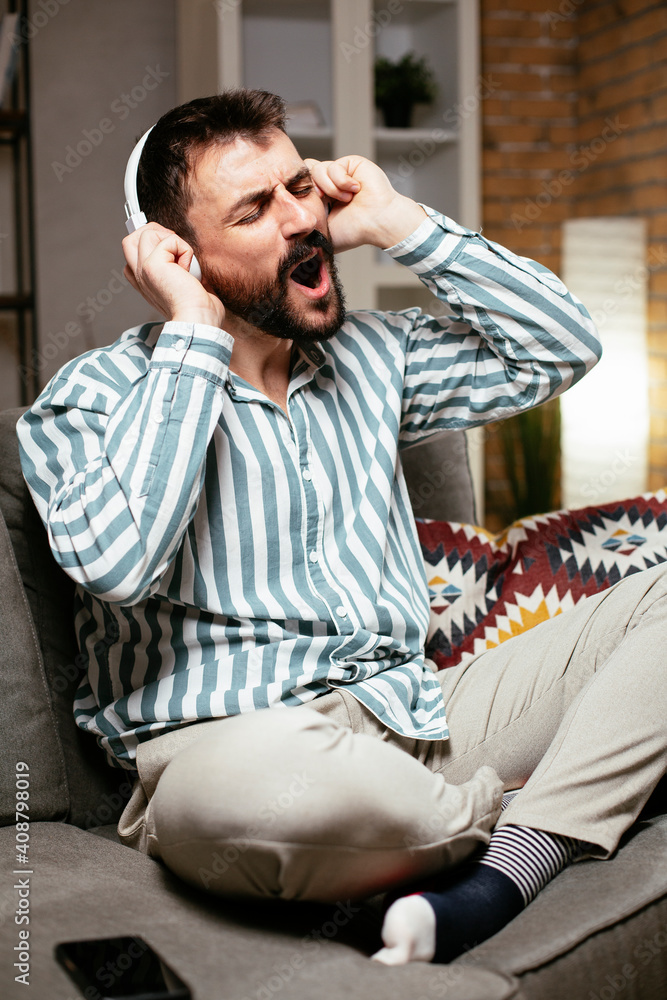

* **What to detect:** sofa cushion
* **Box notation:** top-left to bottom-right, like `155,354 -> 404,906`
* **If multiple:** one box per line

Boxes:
0,823 -> 520,1000
3,818 -> 666,1000
418,493 -> 667,668
402,429 -> 477,522
0,408 -> 128,829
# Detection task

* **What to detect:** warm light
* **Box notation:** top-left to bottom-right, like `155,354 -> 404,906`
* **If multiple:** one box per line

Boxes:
561,218 -> 648,508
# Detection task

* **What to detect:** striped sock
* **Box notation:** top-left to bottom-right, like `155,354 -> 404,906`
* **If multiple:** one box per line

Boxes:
501,790 -> 519,811
373,823 -> 582,966
477,824 -> 580,906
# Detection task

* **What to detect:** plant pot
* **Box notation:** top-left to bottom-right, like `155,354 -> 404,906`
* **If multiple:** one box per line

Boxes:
379,100 -> 414,128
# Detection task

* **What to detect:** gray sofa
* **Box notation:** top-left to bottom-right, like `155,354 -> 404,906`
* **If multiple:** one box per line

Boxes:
1,403 -> 666,1000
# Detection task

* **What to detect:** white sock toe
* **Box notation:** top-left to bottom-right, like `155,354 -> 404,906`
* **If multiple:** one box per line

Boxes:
371,894 -> 436,965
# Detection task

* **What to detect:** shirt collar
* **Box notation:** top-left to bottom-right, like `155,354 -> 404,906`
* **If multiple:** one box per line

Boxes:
224,340 -> 326,402
293,340 -> 326,370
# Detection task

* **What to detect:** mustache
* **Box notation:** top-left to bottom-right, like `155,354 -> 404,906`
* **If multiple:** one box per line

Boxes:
278,230 -> 334,281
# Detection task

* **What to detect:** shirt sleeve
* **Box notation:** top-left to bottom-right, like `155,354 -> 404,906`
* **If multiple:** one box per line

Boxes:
17,321 -> 233,606
384,206 -> 602,445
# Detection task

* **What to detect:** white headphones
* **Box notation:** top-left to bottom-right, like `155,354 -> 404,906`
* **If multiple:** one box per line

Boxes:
123,125 -> 202,281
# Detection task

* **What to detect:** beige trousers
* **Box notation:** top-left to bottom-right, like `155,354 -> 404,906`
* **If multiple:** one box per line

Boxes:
118,561 -> 667,902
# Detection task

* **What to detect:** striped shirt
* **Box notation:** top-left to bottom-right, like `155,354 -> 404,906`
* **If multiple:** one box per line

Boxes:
17,207 -> 601,770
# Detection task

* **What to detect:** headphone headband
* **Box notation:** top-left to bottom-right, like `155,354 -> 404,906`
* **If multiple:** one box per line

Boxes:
123,125 -> 155,234
122,123 -> 202,281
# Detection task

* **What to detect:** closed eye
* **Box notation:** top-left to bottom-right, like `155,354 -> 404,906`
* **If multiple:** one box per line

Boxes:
237,183 -> 314,225
238,203 -> 266,225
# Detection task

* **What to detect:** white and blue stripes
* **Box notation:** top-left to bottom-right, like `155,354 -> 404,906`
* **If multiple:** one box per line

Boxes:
478,825 -> 581,905
17,207 -> 601,769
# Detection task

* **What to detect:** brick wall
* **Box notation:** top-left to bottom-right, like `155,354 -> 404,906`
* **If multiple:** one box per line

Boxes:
480,0 -> 667,528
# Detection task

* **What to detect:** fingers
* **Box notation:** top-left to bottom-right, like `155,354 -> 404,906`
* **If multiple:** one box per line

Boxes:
122,263 -> 140,295
305,157 -> 360,205
122,223 -> 195,283
326,159 -> 361,200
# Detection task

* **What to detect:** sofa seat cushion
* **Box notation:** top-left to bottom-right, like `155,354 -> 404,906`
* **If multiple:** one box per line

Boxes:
0,823 -> 520,1000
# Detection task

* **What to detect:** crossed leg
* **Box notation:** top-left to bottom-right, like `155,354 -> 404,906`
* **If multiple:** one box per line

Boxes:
120,562 -> 667,920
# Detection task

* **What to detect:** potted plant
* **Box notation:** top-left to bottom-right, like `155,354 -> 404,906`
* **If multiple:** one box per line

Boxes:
375,51 -> 438,128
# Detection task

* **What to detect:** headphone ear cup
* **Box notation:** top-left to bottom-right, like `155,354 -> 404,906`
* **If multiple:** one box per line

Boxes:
190,254 -> 202,282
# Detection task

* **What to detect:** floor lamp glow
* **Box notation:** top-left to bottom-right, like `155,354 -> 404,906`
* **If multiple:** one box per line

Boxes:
561,217 -> 649,508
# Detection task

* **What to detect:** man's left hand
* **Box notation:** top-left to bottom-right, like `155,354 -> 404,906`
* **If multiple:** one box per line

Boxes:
304,155 -> 427,252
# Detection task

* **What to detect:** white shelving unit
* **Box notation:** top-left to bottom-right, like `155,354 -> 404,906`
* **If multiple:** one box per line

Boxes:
177,0 -> 483,513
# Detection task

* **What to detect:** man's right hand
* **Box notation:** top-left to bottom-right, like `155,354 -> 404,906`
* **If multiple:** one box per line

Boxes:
122,222 -> 225,328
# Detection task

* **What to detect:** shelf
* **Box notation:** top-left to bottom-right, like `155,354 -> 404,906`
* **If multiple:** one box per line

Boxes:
286,126 -> 333,159
287,126 -> 333,141
0,293 -> 34,310
247,0 -> 328,13
375,127 -> 457,154
374,0 -> 455,6
0,109 -> 27,136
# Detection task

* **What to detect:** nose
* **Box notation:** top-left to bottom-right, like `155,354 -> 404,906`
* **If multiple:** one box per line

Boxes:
276,186 -> 319,239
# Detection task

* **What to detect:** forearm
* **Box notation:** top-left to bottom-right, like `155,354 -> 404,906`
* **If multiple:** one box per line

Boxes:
18,321 -> 232,605
391,206 -> 601,420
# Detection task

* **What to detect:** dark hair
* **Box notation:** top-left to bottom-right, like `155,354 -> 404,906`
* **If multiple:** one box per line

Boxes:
136,89 -> 287,252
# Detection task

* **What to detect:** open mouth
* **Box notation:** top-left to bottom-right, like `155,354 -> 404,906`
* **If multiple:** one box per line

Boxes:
290,251 -> 322,289
288,249 -> 331,301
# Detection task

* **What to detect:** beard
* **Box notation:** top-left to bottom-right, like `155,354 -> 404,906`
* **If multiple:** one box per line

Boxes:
202,229 -> 347,344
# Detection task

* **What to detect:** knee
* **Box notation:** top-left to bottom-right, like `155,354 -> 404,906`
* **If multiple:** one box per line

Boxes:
148,707 -> 347,895
151,707 -> 334,837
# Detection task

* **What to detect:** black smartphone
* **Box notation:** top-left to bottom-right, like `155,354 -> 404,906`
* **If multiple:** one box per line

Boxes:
55,936 -> 192,1000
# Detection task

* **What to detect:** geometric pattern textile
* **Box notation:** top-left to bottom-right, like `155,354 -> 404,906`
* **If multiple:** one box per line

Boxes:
417,492 -> 667,671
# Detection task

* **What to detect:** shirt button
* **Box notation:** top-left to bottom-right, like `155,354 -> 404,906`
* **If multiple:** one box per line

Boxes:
153,412 -> 164,423
302,468 -> 312,481
174,338 -> 186,350
336,606 -> 348,618
309,550 -> 318,563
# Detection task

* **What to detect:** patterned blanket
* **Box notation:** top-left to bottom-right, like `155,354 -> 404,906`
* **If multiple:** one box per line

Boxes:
417,493 -> 667,670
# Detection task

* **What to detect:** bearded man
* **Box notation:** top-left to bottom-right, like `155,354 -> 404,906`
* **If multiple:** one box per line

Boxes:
18,90 -> 667,966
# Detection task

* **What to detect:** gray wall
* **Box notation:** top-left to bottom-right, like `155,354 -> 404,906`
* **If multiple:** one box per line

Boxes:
23,0 -> 177,399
